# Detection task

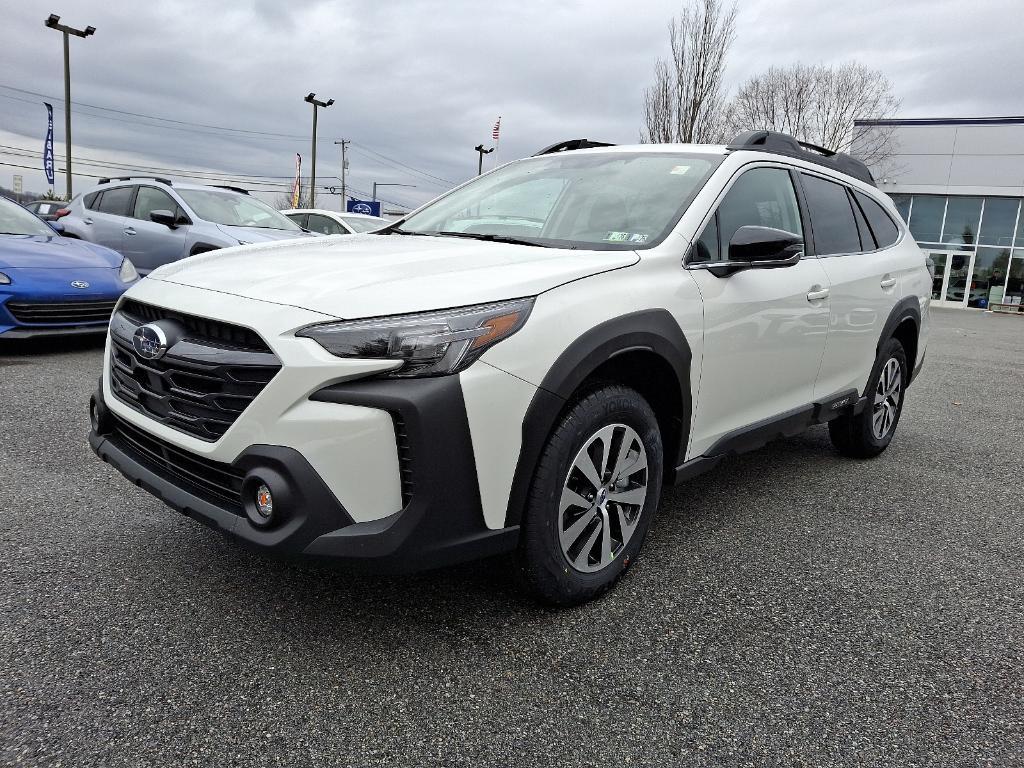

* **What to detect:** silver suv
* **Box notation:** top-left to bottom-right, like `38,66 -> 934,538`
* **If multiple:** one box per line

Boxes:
62,178 -> 313,275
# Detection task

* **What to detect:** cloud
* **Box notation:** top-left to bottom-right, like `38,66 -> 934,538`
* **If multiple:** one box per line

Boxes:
1,0 -> 1020,206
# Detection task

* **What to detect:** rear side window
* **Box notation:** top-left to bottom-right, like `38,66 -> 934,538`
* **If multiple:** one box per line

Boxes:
285,213 -> 307,228
96,186 -> 134,216
306,214 -> 347,235
801,174 -> 860,255
854,191 -> 900,249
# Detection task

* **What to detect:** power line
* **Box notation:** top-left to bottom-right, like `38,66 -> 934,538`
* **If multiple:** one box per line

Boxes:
349,141 -> 455,185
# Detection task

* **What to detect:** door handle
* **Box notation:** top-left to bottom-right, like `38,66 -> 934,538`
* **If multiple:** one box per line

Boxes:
83,217 -> 93,225
123,227 -> 136,236
806,286 -> 830,302
880,275 -> 897,289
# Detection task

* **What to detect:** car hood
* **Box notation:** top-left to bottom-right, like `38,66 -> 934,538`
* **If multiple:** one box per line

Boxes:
0,234 -> 122,270
149,234 -> 639,319
215,224 -> 314,244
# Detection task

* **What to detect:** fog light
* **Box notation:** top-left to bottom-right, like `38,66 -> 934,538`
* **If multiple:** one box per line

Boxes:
255,484 -> 273,519
89,399 -> 100,432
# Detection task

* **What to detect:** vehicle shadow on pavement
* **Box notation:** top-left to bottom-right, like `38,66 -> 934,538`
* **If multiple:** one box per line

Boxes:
0,335 -> 106,360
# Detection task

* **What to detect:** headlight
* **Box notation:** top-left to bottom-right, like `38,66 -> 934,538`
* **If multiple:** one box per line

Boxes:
0,272 -> 10,285
297,297 -> 534,378
119,258 -> 139,282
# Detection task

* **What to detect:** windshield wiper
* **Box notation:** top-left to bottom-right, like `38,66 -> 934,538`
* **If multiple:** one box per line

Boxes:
427,231 -> 550,248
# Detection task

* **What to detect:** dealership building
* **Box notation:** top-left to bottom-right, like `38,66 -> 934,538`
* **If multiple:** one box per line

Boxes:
853,116 -> 1024,310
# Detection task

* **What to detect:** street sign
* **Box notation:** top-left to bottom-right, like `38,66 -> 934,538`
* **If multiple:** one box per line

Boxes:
13,175 -> 23,194
347,200 -> 381,217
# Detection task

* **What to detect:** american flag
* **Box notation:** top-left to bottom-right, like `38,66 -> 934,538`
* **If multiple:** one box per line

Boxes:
492,117 -> 501,142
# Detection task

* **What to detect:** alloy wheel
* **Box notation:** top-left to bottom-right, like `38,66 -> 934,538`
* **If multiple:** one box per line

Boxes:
872,357 -> 902,439
558,424 -> 648,573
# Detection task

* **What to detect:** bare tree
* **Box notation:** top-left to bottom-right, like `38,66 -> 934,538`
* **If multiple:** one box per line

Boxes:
642,0 -> 738,144
726,61 -> 901,168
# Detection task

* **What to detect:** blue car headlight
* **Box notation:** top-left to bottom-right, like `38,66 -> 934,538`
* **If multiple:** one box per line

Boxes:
118,258 -> 139,282
0,271 -> 10,285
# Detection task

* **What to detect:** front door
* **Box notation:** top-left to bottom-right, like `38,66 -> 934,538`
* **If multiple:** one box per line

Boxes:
685,165 -> 830,459
928,250 -> 975,308
123,186 -> 190,274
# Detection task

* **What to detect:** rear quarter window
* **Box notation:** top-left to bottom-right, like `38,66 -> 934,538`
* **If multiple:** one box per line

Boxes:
84,191 -> 100,209
855,191 -> 901,249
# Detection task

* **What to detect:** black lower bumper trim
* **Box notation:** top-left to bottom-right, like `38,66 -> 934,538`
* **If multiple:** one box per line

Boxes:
1,324 -> 107,339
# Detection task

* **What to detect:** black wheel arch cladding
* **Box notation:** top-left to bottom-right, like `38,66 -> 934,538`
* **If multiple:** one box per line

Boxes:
875,296 -> 921,388
504,308 -> 692,528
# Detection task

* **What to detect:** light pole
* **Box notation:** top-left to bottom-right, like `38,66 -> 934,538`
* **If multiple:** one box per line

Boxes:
372,182 -> 415,202
474,144 -> 494,176
303,92 -> 333,207
44,13 -> 95,199
334,139 -> 349,212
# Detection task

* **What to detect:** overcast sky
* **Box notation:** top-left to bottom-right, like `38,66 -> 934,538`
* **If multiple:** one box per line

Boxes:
1,0 -> 1020,209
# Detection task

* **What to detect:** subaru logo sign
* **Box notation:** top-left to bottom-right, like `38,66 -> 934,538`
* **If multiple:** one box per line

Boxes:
352,203 -> 373,215
70,280 -> 90,289
132,323 -> 169,360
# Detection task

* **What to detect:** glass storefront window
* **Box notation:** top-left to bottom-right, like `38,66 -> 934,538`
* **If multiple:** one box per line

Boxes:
1005,257 -> 1024,304
967,247 -> 1011,307
1016,209 -> 1024,249
978,198 -> 1020,247
908,196 -> 945,243
889,194 -> 911,225
929,253 -> 947,300
942,197 -> 983,245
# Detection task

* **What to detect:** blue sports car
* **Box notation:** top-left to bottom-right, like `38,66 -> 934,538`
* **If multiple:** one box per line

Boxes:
0,195 -> 138,338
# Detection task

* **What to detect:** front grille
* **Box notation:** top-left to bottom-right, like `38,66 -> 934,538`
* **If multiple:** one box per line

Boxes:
392,412 -> 414,508
108,414 -> 244,513
7,300 -> 116,325
108,302 -> 280,441
120,298 -> 270,352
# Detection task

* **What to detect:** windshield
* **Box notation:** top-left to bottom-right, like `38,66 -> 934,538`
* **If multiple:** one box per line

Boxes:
178,189 -> 301,230
0,197 -> 59,237
397,151 -> 721,250
341,216 -> 386,233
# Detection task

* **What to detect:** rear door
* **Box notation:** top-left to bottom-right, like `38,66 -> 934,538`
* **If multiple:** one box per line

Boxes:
122,186 -> 191,273
800,173 -> 900,399
685,165 -> 831,457
85,185 -> 134,252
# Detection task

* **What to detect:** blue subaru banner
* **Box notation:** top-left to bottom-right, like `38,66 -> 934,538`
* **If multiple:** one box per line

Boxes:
43,102 -> 55,186
347,199 -> 381,217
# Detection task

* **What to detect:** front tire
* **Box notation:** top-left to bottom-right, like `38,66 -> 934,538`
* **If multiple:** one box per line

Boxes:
517,385 -> 663,606
829,337 -> 908,458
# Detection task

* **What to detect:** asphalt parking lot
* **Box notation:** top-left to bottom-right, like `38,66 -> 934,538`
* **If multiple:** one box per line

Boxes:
1,306 -> 1022,767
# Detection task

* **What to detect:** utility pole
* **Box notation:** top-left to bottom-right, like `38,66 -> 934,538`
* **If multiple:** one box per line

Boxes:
303,92 -> 334,208
474,144 -> 494,176
44,14 -> 95,199
372,182 -> 416,202
334,139 -> 350,212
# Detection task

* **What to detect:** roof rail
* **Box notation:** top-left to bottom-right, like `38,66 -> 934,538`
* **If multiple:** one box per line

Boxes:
726,130 -> 875,186
533,139 -> 616,156
210,185 -> 250,195
97,175 -> 173,186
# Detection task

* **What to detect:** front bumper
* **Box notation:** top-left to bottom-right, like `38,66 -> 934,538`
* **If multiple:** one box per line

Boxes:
89,375 -> 520,572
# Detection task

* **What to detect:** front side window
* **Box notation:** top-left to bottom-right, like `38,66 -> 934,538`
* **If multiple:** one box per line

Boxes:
692,167 -> 802,263
133,187 -> 179,221
306,214 -> 346,235
177,189 -> 301,230
96,186 -> 134,216
801,174 -> 860,255
397,152 -> 722,250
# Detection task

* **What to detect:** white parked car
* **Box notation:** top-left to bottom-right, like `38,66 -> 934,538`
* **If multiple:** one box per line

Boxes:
282,208 -> 388,235
90,132 -> 930,605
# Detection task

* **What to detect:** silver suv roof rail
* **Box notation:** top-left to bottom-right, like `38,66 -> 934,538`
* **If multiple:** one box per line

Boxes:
97,175 -> 173,186
727,130 -> 875,187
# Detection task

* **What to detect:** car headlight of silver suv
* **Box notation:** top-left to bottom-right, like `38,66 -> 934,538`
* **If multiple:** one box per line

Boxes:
118,258 -> 139,282
297,297 -> 534,377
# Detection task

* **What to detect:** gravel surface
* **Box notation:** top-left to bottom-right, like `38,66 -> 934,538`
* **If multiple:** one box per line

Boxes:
1,307 -> 1022,767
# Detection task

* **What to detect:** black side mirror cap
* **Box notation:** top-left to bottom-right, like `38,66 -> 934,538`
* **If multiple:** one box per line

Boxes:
728,225 -> 803,262
149,209 -> 177,228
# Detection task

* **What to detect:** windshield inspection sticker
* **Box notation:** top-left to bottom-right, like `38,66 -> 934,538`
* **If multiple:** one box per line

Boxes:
605,232 -> 648,243
670,165 -> 691,175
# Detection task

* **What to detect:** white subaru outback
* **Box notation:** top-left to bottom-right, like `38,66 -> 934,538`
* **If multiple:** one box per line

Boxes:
89,131 -> 929,605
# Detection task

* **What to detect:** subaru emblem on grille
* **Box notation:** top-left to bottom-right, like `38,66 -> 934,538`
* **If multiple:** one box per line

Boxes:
132,323 -> 169,360
70,280 -> 90,289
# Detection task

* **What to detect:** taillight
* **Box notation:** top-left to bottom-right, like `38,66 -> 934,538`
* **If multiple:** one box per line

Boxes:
55,208 -> 70,219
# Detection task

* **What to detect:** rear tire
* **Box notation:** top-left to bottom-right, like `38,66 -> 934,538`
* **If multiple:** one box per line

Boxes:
517,385 -> 663,606
829,337 -> 908,458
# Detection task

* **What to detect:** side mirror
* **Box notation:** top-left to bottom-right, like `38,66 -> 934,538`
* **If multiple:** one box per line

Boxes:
728,226 -> 803,263
48,220 -> 65,235
149,209 -> 177,228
